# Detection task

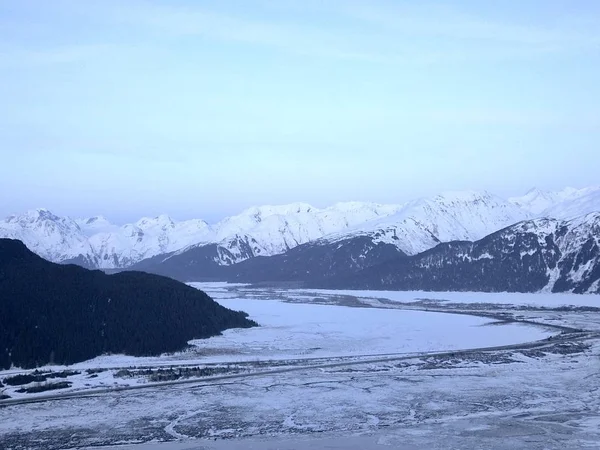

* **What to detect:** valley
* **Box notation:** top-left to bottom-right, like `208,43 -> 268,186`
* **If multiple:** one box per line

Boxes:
4,2 -> 600,448
1,284 -> 599,449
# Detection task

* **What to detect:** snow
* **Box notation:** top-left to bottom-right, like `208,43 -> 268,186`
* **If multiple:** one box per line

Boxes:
2,285 -> 599,449
511,186 -> 600,218
0,209 -> 93,263
540,186 -> 600,219
2,186 -> 599,269
187,298 -> 553,362
0,289 -> 556,376
509,187 -> 578,214
76,216 -> 120,236
290,288 -> 600,308
321,190 -> 532,256
1,202 -> 403,268
2,302 -> 599,449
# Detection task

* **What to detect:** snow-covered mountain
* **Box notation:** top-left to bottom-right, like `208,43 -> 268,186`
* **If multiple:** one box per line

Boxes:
0,209 -> 94,264
510,186 -> 600,218
0,202 -> 403,269
540,186 -> 600,219
2,186 -> 599,271
85,215 -> 212,268
329,212 -> 600,294
133,191 -> 534,282
323,191 -> 532,256
508,187 -> 578,214
75,216 -> 120,236
88,202 -> 401,268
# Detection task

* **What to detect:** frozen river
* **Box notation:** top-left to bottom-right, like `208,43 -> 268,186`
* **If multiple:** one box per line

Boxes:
1,285 -> 598,450
188,297 -> 554,362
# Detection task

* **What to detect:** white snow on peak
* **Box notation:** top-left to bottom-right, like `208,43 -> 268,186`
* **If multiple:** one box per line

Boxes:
2,186 -> 600,269
1,208 -> 92,263
323,191 -> 532,255
239,202 -> 315,218
539,186 -> 600,220
211,201 -> 402,259
76,216 -> 119,236
135,214 -> 176,229
510,186 -> 600,217
7,208 -> 62,224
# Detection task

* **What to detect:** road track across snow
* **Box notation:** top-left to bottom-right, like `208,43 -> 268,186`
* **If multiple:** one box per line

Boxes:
1,326 -> 593,408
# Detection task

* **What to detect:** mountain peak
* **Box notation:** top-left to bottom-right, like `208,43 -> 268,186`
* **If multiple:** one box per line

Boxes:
4,208 -> 64,225
241,202 -> 315,218
524,187 -> 543,195
135,214 -> 175,229
83,215 -> 108,225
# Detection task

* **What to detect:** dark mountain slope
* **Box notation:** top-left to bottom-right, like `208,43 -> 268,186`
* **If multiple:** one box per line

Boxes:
0,239 -> 257,370
226,235 -> 407,283
128,235 -> 259,281
319,214 -> 600,294
130,234 -> 407,283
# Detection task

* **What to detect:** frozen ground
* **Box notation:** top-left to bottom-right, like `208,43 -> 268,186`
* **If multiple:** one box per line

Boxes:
294,288 -> 600,308
188,298 -> 553,362
192,282 -> 600,308
1,284 -> 599,449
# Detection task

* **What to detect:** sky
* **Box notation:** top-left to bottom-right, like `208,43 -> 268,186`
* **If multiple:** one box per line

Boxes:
1,0 -> 599,223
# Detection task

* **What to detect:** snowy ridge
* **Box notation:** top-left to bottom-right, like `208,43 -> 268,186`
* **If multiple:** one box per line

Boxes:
336,211 -> 600,294
2,186 -> 599,269
321,191 -> 531,255
510,186 -> 600,218
0,202 -> 402,268
541,186 -> 600,219
508,187 -> 578,214
0,209 -> 93,264
497,212 -> 600,293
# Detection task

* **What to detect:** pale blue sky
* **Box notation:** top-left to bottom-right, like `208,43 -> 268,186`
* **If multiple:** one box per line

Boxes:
1,0 -> 599,223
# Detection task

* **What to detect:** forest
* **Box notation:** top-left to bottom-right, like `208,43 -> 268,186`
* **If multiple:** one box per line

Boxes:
0,238 -> 257,370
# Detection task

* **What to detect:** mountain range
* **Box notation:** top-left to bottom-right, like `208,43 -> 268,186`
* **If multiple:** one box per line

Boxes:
318,212 -> 600,294
2,186 -> 599,294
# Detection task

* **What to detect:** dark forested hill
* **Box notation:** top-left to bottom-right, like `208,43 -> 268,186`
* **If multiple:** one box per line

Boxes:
0,239 -> 257,370
129,234 -> 406,283
318,214 -> 600,294
226,235 -> 407,283
128,242 -> 239,281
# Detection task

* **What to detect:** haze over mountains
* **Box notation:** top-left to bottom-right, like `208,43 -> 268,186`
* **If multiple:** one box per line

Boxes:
2,186 -> 599,294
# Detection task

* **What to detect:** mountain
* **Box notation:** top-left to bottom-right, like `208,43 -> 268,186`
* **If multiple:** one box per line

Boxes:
134,234 -> 407,283
510,186 -> 600,218
2,186 -> 598,277
0,209 -> 95,265
0,238 -> 257,370
508,187 -> 578,214
75,216 -> 120,236
321,213 -> 600,294
540,186 -> 600,220
0,202 -> 404,269
333,190 -> 532,255
228,235 -> 407,283
82,215 -> 213,268
132,191 -> 531,281
128,239 -> 258,281
132,211 -> 600,295
84,202 -> 403,269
